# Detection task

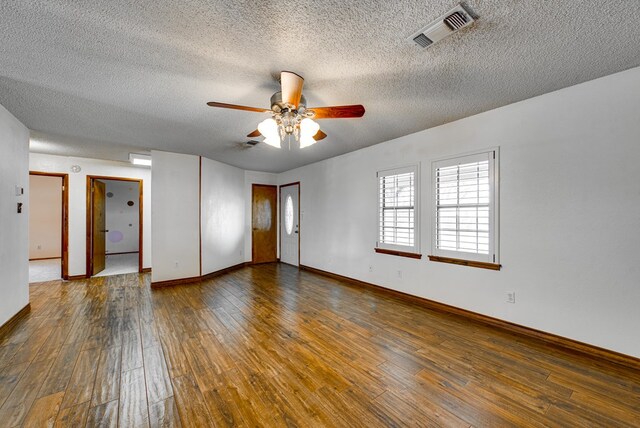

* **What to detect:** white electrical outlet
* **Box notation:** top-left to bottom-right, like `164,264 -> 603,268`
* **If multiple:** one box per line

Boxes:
507,291 -> 516,304
368,266 -> 373,273
174,261 -> 179,268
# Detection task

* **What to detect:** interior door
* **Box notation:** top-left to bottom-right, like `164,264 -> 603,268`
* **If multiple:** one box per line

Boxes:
280,184 -> 299,266
252,184 -> 277,263
92,180 -> 106,275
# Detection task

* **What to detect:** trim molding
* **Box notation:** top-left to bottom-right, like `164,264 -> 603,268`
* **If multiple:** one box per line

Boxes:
151,276 -> 201,288
428,255 -> 501,271
142,267 -> 152,273
106,251 -> 139,256
29,171 -> 69,280
29,256 -> 61,261
86,175 -> 144,277
299,264 -> 640,371
67,274 -> 88,281
279,182 -> 301,267
199,156 -> 202,277
375,248 -> 422,259
151,262 -> 247,289
0,304 -> 31,335
200,263 -> 247,281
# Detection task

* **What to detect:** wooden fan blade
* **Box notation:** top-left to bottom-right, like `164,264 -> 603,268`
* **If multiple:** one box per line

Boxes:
247,129 -> 262,138
206,101 -> 270,113
313,130 -> 327,141
308,105 -> 365,119
281,71 -> 304,108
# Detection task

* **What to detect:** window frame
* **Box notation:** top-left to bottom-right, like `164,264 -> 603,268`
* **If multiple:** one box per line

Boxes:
376,164 -> 421,256
430,148 -> 500,265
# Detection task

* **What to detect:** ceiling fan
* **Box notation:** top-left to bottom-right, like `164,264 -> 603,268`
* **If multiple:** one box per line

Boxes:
206,71 -> 365,149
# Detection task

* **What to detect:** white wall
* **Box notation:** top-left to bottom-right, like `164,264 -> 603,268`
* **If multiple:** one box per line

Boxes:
0,104 -> 29,326
244,170 -> 278,262
29,174 -> 62,259
151,151 -> 200,282
104,180 -> 140,254
29,153 -> 151,276
277,66 -> 640,358
201,158 -> 245,275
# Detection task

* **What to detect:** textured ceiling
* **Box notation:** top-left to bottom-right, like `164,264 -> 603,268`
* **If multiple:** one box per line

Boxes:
2,0 -> 640,173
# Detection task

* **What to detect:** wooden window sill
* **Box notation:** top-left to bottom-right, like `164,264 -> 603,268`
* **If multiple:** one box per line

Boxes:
374,248 -> 422,259
428,255 -> 501,271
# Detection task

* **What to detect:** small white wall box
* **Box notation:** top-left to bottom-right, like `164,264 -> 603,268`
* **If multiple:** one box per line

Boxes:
129,153 -> 152,166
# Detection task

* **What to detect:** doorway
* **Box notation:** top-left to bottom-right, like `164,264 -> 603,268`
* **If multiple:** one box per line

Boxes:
280,182 -> 300,266
251,184 -> 277,263
28,172 -> 69,282
87,176 -> 143,277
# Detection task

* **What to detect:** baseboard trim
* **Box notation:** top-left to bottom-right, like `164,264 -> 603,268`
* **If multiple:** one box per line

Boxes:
67,274 -> 88,281
299,264 -> 640,371
29,256 -> 61,261
151,275 -> 201,288
0,304 -> 31,335
142,267 -> 152,273
106,251 -> 139,256
249,260 -> 279,265
200,263 -> 248,281
151,262 -> 247,289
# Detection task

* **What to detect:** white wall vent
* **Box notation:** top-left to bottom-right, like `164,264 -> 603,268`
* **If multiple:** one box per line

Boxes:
409,4 -> 475,48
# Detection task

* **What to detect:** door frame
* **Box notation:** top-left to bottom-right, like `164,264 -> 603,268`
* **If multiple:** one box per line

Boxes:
279,181 -> 300,266
86,175 -> 143,277
29,171 -> 70,280
251,184 -> 278,264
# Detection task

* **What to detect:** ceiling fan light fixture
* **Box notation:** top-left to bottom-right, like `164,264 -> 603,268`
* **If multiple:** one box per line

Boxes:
299,135 -> 316,149
206,70 -> 365,151
300,118 -> 319,138
258,118 -> 279,140
263,136 -> 282,148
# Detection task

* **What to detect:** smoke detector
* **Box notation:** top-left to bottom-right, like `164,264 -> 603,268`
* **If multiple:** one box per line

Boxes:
409,4 -> 475,48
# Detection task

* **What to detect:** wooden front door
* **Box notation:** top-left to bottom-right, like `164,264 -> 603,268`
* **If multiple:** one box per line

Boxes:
252,184 -> 277,263
92,180 -> 106,275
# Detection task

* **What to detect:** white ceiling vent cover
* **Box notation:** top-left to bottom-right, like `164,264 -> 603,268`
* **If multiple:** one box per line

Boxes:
409,4 -> 475,48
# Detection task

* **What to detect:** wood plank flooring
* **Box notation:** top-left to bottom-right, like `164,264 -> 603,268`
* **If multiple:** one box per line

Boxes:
1,263 -> 639,427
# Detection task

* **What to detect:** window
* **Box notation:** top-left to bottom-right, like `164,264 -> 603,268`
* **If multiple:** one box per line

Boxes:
376,165 -> 420,256
431,149 -> 499,266
284,195 -> 294,235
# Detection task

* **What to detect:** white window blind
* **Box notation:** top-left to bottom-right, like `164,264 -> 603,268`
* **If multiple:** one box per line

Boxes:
378,165 -> 419,252
433,150 -> 498,263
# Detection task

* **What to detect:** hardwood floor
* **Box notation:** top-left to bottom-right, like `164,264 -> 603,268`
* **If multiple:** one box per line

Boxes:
1,263 -> 639,427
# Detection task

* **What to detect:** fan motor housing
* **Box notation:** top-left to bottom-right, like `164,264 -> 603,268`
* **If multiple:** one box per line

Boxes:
270,91 -> 307,112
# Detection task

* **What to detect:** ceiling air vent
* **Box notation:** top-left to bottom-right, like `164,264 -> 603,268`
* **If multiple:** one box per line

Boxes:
444,11 -> 468,30
409,4 -> 475,48
413,33 -> 433,48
